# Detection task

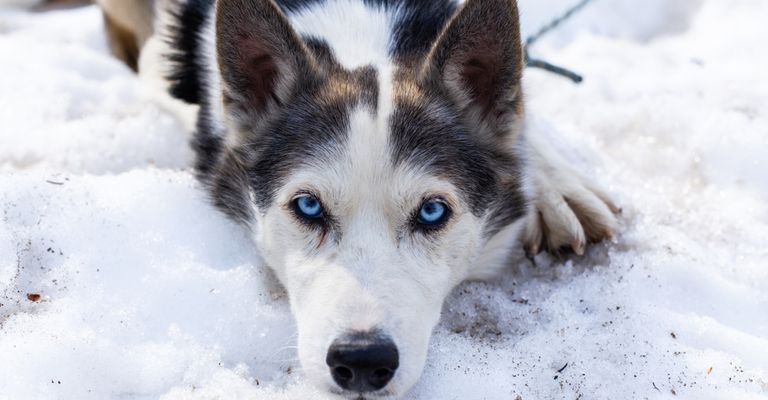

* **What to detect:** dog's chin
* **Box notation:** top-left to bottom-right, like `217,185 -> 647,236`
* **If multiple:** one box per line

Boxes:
328,387 -> 397,400
314,375 -> 400,400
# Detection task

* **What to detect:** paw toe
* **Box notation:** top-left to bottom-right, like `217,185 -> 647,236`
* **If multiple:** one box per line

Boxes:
538,193 -> 587,255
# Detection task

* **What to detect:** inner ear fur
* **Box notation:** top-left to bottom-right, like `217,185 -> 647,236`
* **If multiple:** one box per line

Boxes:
216,0 -> 320,124
421,0 -> 524,137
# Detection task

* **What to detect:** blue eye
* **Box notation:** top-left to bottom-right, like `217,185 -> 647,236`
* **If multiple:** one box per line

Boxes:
294,195 -> 324,219
417,200 -> 449,226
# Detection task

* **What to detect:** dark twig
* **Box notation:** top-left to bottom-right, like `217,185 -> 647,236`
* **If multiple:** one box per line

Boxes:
524,0 -> 595,83
526,58 -> 583,83
525,0 -> 595,48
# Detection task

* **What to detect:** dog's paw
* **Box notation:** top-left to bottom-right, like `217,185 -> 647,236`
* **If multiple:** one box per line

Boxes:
523,168 -> 620,256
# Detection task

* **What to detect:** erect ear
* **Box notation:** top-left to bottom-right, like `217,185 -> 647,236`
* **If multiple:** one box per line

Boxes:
216,0 -> 318,126
421,0 -> 524,136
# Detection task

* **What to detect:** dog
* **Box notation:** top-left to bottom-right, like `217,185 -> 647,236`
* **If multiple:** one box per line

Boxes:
97,0 -> 619,397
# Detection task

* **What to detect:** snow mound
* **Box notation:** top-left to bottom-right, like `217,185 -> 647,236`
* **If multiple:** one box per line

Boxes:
0,0 -> 41,9
1,2 -> 767,399
519,0 -> 704,44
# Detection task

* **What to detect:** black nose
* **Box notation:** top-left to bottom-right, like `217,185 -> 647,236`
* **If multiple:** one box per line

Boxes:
326,332 -> 399,392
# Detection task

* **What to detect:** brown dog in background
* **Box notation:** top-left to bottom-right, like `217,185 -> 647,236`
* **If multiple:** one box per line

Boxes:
96,0 -> 154,71
39,0 -> 154,71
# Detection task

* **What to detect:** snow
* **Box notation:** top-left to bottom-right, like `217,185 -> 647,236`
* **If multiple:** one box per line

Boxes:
1,1 -> 767,399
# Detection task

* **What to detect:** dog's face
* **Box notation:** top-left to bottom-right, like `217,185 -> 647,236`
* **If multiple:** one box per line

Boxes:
255,111 -> 489,395
211,0 -> 527,397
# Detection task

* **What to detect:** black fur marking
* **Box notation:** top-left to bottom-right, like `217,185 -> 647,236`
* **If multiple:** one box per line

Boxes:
389,101 -> 525,221
276,0 -> 324,14
244,89 -> 352,210
207,150 -> 252,222
485,174 -> 529,237
198,79 -> 357,223
165,0 -> 214,105
164,0 -> 222,182
280,0 -> 458,61
353,66 -> 379,113
362,0 -> 459,61
303,36 -> 339,68
243,64 -> 379,209
191,104 -> 223,175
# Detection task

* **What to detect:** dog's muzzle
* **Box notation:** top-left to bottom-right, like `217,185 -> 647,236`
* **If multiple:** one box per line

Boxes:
326,332 -> 399,393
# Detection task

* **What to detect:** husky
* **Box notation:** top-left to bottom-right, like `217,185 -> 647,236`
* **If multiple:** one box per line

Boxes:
97,0 -> 619,397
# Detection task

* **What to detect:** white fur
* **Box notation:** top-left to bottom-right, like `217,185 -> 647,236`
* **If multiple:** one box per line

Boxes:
249,107 -> 619,396
250,108 -> 618,397
200,6 -> 227,139
152,0 -> 226,138
137,2 -> 199,132
252,107 -> 491,397
522,118 -> 619,254
289,0 -> 397,70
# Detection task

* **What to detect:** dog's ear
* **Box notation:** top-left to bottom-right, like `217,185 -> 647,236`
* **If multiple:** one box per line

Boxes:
216,0 -> 318,126
421,0 -> 524,137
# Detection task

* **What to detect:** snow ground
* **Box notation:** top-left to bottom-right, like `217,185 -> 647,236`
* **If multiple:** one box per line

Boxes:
1,0 -> 767,399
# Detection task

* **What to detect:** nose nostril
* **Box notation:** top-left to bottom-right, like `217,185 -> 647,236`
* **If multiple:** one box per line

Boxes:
334,366 -> 354,381
372,368 -> 392,379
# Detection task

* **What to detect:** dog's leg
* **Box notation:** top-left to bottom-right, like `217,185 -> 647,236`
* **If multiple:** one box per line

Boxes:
34,0 -> 91,11
97,0 -> 154,71
523,128 -> 621,256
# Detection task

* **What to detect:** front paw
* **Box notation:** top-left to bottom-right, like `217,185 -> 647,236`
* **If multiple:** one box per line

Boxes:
523,170 -> 620,256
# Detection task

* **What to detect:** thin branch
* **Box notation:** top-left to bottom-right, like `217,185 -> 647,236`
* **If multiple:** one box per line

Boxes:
525,0 -> 595,48
526,55 -> 583,83
524,0 -> 596,83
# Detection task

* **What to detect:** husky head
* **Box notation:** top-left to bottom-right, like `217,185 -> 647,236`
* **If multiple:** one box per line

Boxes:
209,0 -> 528,397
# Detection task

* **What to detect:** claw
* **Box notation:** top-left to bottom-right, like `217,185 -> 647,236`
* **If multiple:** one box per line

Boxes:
571,239 -> 585,256
607,202 -> 622,215
526,137 -> 620,257
526,242 -> 540,258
